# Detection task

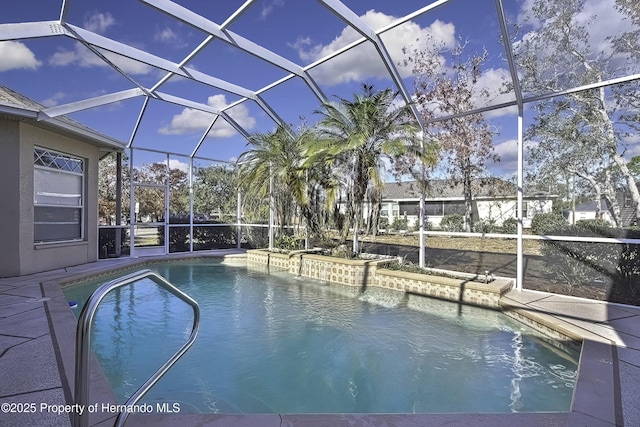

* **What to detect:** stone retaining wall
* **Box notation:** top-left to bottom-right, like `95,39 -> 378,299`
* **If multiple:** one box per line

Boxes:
247,249 -> 513,309
375,268 -> 512,309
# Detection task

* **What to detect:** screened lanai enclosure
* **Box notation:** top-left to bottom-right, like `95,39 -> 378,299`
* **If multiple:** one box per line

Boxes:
1,0 -> 640,305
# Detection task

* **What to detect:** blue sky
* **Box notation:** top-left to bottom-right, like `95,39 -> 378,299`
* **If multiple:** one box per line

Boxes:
1,0 -> 637,181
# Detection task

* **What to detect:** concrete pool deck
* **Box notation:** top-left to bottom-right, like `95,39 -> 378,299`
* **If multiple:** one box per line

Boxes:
0,250 -> 638,427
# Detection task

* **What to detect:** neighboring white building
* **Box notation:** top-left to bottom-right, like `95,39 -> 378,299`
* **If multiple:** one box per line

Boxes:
563,189 -> 639,227
564,199 -> 614,225
379,179 -> 556,230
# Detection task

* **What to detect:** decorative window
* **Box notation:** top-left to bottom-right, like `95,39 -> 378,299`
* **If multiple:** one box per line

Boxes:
33,148 -> 84,243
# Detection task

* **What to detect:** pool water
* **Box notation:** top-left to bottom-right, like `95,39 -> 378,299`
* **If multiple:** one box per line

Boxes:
64,260 -> 579,414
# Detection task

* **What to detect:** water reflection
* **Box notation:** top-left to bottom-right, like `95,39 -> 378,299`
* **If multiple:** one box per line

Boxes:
64,261 -> 579,414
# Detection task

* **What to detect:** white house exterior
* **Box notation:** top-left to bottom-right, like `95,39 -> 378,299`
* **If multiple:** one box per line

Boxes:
563,190 -> 638,227
379,179 -> 556,230
564,200 -> 614,225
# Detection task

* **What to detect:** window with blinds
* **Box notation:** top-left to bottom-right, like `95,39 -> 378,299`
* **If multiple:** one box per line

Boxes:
33,148 -> 84,243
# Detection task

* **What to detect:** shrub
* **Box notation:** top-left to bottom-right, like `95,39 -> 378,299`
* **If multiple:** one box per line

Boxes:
98,227 -> 129,258
168,227 -> 190,252
501,217 -> 518,234
440,214 -> 464,232
423,220 -> 434,231
193,223 -> 236,249
242,226 -> 268,249
330,244 -> 353,259
392,216 -> 408,231
274,234 -> 304,251
575,218 -> 612,234
474,218 -> 496,233
409,219 -> 433,232
378,216 -> 389,230
531,212 -> 568,235
538,223 -> 640,303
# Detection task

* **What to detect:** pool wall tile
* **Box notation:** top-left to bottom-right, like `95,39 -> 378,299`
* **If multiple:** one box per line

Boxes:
9,251 -> 632,426
247,250 -> 511,310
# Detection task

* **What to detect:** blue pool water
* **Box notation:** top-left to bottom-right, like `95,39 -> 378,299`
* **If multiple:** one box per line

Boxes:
64,260 -> 579,414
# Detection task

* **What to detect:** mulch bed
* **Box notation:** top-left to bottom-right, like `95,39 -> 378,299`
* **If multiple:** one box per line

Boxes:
355,234 -> 639,307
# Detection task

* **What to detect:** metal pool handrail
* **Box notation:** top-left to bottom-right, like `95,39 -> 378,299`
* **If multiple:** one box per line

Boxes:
72,269 -> 200,427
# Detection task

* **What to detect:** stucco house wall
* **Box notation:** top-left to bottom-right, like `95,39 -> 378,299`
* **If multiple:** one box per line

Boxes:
383,198 -> 553,230
0,86 -> 124,277
476,198 -> 553,228
378,180 -> 556,230
0,118 -> 22,276
0,118 -> 102,276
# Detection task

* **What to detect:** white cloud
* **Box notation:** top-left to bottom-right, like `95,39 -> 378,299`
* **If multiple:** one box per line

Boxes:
154,26 -> 190,49
50,45 -> 101,68
261,0 -> 285,20
49,44 -> 153,75
622,134 -> 640,158
293,10 -> 456,86
491,138 -> 545,177
0,41 -> 42,71
166,158 -> 189,173
576,0 -> 631,55
412,66 -> 516,121
84,12 -> 115,34
155,27 -> 179,43
516,0 -> 633,65
104,50 -> 155,75
473,68 -> 518,118
159,94 -> 256,137
492,139 -> 518,174
49,11 -> 152,75
41,91 -> 68,107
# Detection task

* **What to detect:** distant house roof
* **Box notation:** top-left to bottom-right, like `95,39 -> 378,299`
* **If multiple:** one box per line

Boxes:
382,179 -> 556,201
573,199 -> 611,212
0,85 -> 125,151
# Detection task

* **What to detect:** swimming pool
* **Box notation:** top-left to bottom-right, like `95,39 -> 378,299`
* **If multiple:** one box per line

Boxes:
64,260 -> 579,414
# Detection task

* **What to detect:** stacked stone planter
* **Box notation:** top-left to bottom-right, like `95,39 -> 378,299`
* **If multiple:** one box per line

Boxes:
247,249 -> 513,309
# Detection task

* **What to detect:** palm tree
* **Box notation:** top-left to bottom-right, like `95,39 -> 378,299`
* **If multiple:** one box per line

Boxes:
237,124 -> 322,245
310,84 -> 433,254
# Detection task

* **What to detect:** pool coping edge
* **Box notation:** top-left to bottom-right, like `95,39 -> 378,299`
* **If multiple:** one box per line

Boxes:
42,252 -> 623,427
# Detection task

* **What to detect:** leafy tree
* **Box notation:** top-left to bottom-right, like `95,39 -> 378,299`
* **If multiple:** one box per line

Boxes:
365,186 -> 383,236
99,154 -> 188,226
310,84 -> 426,253
513,0 -> 640,226
192,164 -> 238,221
169,167 -> 189,218
403,39 -> 500,232
525,104 -> 616,221
129,162 -> 189,223
612,0 -> 640,61
98,153 -> 128,225
237,124 -> 322,240
627,156 -> 640,180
